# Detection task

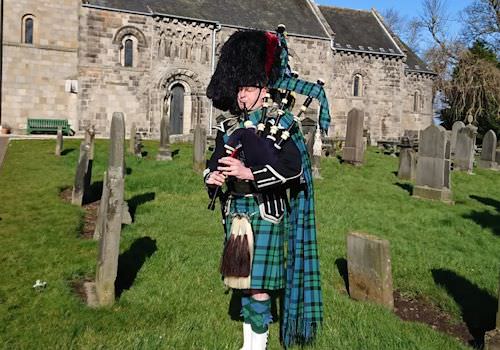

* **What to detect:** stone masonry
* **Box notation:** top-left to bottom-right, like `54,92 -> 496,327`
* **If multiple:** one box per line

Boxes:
1,1 -> 434,142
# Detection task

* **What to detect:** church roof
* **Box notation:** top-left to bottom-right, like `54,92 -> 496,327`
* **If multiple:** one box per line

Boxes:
319,6 -> 433,74
319,6 -> 402,55
84,0 -> 329,38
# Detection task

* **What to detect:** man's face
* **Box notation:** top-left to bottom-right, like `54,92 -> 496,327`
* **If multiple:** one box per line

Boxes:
237,86 -> 267,111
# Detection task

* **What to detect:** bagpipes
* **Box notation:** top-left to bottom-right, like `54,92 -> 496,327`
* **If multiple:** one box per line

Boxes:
207,76 -> 325,211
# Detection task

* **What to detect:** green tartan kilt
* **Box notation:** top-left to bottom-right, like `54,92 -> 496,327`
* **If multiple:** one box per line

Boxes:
224,195 -> 286,290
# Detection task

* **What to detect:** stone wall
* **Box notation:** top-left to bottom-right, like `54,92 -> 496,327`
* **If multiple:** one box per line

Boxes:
1,0 -> 79,132
2,3 -> 434,139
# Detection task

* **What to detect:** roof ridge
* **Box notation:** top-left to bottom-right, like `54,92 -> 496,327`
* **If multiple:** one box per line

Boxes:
318,5 -> 371,13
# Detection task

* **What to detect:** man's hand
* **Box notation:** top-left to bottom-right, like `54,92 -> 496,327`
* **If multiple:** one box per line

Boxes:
218,157 -> 255,181
206,170 -> 226,186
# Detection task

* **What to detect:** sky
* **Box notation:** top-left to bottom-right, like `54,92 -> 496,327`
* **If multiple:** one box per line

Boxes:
316,0 -> 474,49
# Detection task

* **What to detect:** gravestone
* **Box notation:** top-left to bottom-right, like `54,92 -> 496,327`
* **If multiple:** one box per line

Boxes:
94,112 -> 126,306
484,275 -> 500,350
134,132 -> 143,157
347,232 -> 394,310
413,124 -> 452,203
312,128 -> 322,179
157,114 -> 172,161
302,117 -> 317,158
193,123 -> 207,173
84,125 -> 96,160
55,127 -> 63,156
479,130 -> 498,169
454,124 -> 477,173
71,142 -> 90,206
342,108 -> 365,165
129,123 -> 136,155
451,121 -> 465,156
397,147 -> 417,181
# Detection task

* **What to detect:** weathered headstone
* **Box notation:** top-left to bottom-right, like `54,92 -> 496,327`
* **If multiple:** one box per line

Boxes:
451,121 -> 465,156
84,125 -> 96,161
479,130 -> 498,170
347,232 -> 394,310
454,124 -> 477,173
397,147 -> 417,181
129,123 -> 137,155
413,124 -> 452,203
312,128 -> 322,179
55,127 -> 63,156
71,142 -> 91,206
342,108 -> 365,165
134,132 -> 143,157
157,114 -> 172,161
93,170 -> 108,241
484,275 -> 500,350
94,112 -> 126,306
193,123 -> 207,173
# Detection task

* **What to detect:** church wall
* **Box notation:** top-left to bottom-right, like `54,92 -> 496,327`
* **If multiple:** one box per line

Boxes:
1,0 -> 79,132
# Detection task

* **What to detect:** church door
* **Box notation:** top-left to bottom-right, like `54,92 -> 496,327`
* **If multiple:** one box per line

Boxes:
169,84 -> 184,134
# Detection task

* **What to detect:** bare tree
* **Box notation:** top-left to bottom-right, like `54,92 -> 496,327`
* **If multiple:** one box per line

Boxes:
461,0 -> 500,53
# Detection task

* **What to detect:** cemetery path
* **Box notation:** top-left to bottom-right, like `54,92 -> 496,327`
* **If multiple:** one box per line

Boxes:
0,136 -> 9,170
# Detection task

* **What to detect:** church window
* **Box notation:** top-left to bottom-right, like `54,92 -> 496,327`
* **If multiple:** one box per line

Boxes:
413,91 -> 420,112
120,35 -> 138,68
353,74 -> 362,97
22,15 -> 35,45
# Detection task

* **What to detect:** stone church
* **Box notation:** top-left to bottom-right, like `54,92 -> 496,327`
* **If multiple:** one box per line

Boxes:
1,0 -> 435,142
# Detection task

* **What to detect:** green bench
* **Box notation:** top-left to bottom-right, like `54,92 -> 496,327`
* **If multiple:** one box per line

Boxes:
27,118 -> 74,136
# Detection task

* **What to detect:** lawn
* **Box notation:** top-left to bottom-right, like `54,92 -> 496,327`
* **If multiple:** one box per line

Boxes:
0,139 -> 498,349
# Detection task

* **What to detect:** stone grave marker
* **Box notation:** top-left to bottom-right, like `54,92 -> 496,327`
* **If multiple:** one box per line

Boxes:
485,275 -> 500,350
342,108 -> 365,165
397,140 -> 417,181
93,112 -> 126,306
347,232 -> 394,310
454,124 -> 477,173
451,121 -> 465,156
85,125 -> 96,161
479,130 -> 498,170
193,123 -> 206,173
71,141 -> 90,206
413,124 -> 452,203
134,132 -> 143,157
129,123 -> 136,155
55,126 -> 63,156
157,114 -> 172,161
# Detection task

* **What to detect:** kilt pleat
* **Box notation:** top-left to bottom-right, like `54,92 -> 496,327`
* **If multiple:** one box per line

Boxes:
224,195 -> 286,290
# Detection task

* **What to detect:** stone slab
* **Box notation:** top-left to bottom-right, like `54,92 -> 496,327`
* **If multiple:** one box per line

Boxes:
485,328 -> 500,350
83,281 -> 99,308
347,232 -> 394,310
413,185 -> 453,204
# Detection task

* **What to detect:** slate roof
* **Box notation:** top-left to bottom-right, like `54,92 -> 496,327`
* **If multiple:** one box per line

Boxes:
319,6 -> 401,55
84,0 -> 329,37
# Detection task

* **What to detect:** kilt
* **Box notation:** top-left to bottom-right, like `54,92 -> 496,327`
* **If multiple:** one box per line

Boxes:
224,195 -> 286,290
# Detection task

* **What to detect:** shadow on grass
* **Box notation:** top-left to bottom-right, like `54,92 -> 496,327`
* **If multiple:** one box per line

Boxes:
464,195 -> 500,236
126,167 -> 132,175
335,258 -> 350,294
115,236 -> 157,298
83,180 -> 103,205
431,268 -> 497,348
395,182 -> 413,195
127,192 -> 156,221
60,148 -> 75,156
172,149 -> 180,157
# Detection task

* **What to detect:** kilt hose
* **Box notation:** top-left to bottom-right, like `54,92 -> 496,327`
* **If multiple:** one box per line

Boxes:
224,195 -> 286,291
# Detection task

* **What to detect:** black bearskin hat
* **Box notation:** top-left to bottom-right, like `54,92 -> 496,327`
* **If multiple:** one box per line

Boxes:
206,30 -> 282,113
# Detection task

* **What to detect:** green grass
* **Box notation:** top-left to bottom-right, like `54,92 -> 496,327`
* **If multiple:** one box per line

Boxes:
0,139 -> 498,349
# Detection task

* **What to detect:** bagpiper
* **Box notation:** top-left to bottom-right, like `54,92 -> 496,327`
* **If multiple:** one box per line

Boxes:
204,25 -> 330,350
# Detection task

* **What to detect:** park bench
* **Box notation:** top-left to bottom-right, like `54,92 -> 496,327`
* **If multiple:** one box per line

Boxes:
27,118 -> 74,136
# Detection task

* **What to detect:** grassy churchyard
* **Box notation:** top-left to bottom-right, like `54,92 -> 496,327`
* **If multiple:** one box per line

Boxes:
0,138 -> 498,349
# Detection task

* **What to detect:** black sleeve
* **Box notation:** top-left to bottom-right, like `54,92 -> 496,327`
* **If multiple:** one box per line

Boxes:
250,137 -> 302,191
203,129 -> 226,184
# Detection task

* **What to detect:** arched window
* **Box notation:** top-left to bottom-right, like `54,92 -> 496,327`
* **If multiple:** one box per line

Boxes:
22,15 -> 35,45
124,39 -> 133,67
120,35 -> 138,67
413,91 -> 420,112
353,74 -> 362,97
